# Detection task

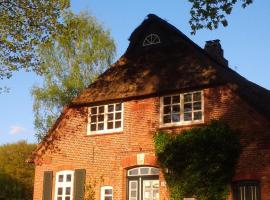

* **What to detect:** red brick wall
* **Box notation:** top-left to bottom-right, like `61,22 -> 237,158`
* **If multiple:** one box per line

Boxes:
32,85 -> 270,200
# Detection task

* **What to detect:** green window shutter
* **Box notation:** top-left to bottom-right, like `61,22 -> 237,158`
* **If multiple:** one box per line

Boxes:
42,171 -> 53,200
73,169 -> 86,200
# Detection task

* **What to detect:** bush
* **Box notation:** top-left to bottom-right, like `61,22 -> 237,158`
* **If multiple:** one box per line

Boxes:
154,120 -> 241,200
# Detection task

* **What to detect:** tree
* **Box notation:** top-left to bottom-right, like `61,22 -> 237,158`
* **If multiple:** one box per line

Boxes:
0,141 -> 36,200
31,11 -> 116,141
0,0 -> 70,80
188,0 -> 253,34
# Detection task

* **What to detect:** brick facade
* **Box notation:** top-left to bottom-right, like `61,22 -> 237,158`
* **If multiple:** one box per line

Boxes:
33,85 -> 270,200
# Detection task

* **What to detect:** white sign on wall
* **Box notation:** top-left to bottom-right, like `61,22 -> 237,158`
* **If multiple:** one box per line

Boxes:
137,153 -> 145,165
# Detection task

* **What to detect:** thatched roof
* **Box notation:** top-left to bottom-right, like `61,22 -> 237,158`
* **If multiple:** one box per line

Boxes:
72,14 -> 270,119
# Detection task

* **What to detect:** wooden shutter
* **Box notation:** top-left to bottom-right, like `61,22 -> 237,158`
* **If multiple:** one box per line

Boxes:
42,171 -> 53,200
73,169 -> 86,200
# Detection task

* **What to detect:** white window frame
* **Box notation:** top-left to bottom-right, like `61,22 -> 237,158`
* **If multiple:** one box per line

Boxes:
54,170 -> 74,200
87,103 -> 124,135
100,186 -> 113,200
160,90 -> 204,127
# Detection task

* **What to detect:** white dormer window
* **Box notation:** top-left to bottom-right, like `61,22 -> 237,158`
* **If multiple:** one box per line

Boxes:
143,34 -> 161,46
160,91 -> 204,126
87,103 -> 123,135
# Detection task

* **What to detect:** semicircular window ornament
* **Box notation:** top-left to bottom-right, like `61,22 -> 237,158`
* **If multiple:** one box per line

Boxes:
142,34 -> 161,47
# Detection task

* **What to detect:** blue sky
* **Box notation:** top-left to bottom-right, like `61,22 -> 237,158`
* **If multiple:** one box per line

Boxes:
0,1 -> 269,144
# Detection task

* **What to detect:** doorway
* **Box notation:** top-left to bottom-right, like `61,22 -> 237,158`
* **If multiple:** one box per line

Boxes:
127,167 -> 159,200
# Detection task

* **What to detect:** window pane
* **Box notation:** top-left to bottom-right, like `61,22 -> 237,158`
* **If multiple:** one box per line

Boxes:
150,168 -> 159,175
172,105 -> 180,113
66,174 -> 71,182
131,181 -> 137,189
65,197 -> 70,200
105,197 -> 112,200
98,115 -> 104,122
115,112 -> 121,120
193,102 -> 201,110
91,116 -> 97,123
184,94 -> 192,102
59,175 -> 63,182
98,106 -> 104,113
108,122 -> 113,129
163,106 -> 171,114
98,123 -> 104,130
140,167 -> 149,175
184,103 -> 192,112
129,168 -> 139,176
172,113 -> 180,122
57,197 -> 62,200
91,107 -> 97,114
105,189 -> 112,195
115,121 -> 121,128
193,92 -> 201,101
108,104 -> 114,112
172,95 -> 180,104
184,112 -> 192,121
108,113 -> 114,121
131,191 -> 137,197
194,112 -> 202,120
163,96 -> 171,105
58,187 -> 63,195
116,103 -> 122,111
66,187 -> 71,195
163,115 -> 171,123
90,124 -> 96,131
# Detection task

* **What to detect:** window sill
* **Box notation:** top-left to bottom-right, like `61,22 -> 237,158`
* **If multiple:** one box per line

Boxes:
86,129 -> 123,136
159,120 -> 204,129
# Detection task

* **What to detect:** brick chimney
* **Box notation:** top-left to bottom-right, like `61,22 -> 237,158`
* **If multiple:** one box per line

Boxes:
204,40 -> 228,66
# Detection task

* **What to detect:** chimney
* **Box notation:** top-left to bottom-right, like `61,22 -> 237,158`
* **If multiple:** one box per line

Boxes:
204,40 -> 228,66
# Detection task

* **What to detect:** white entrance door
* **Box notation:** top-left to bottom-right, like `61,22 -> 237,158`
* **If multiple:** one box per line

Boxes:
142,180 -> 159,200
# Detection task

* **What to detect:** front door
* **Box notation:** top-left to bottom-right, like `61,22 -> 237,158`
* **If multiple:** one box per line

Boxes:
127,167 -> 160,200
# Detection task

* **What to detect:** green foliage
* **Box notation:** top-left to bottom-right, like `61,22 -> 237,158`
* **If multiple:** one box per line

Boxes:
0,0 -> 70,79
188,0 -> 253,34
84,176 -> 104,200
31,11 -> 116,141
0,141 -> 36,200
154,120 -> 241,200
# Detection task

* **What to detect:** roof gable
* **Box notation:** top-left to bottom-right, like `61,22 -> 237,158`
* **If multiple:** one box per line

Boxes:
72,14 -> 270,119
126,14 -> 185,54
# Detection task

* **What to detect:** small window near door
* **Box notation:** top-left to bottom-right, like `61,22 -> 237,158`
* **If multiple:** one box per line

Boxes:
101,186 -> 113,200
233,181 -> 260,200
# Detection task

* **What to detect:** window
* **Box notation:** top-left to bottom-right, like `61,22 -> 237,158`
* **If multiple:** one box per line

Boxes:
55,170 -> 74,200
101,186 -> 113,200
233,181 -> 260,200
161,91 -> 203,126
88,103 -> 123,134
143,34 -> 161,47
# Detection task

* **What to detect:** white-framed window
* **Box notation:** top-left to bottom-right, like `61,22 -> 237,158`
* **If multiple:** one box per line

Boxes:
101,186 -> 113,200
160,91 -> 204,126
54,170 -> 74,200
88,103 -> 123,135
143,34 -> 161,47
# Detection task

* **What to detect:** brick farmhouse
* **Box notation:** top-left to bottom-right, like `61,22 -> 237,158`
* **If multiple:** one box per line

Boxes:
29,14 -> 270,200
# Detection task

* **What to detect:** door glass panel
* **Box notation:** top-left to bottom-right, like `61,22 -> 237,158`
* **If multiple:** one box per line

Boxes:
143,180 -> 159,200
129,180 -> 138,200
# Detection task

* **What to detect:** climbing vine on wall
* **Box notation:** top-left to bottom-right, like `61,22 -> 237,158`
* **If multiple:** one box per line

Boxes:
154,120 -> 241,200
